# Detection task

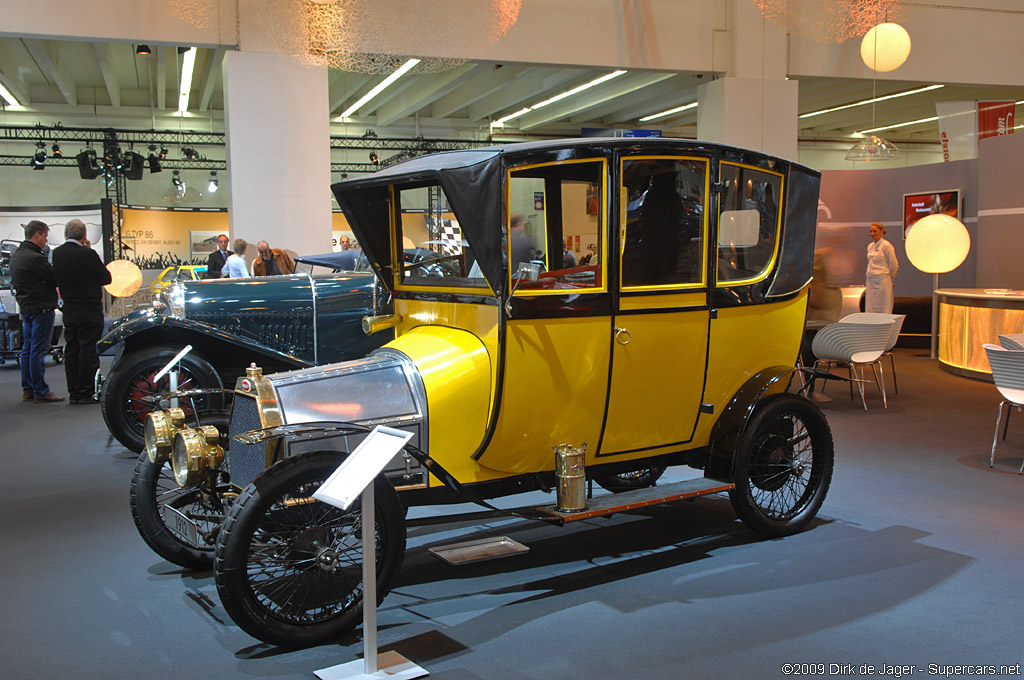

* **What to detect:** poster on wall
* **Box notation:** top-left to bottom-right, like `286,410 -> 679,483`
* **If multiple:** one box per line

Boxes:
902,189 -> 961,239
120,207 -> 228,269
190,231 -> 222,257
0,206 -> 103,257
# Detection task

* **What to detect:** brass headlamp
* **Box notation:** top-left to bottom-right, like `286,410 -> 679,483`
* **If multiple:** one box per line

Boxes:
170,425 -> 225,488
144,408 -> 186,464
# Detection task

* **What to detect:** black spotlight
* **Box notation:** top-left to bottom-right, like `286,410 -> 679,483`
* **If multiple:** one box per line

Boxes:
147,144 -> 162,173
51,142 -> 63,159
158,146 -> 168,159
172,170 -> 182,187
31,142 -> 47,169
369,151 -> 380,166
207,170 -> 218,193
122,151 -> 146,180
136,44 -> 152,56
181,147 -> 199,161
75,150 -> 103,180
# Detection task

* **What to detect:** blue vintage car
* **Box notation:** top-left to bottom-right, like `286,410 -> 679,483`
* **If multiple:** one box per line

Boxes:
98,253 -> 389,452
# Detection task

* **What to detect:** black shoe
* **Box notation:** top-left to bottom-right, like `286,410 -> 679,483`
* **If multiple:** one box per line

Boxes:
70,396 -> 100,405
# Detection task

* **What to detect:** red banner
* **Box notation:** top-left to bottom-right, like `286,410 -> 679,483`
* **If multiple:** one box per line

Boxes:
977,100 -> 1015,141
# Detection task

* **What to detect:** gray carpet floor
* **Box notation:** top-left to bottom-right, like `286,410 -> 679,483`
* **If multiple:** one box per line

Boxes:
1,350 -> 1022,679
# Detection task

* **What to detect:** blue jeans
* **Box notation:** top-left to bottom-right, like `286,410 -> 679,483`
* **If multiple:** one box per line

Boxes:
20,310 -> 55,397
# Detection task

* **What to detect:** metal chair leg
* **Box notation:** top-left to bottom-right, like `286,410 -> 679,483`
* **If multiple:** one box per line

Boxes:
991,401 -> 1005,467
852,365 -> 868,411
886,352 -> 898,395
1003,404 -> 1012,440
877,361 -> 887,409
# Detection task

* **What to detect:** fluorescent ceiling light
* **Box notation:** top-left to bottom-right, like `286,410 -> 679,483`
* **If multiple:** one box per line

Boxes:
178,47 -> 197,113
639,101 -> 698,122
338,58 -> 421,119
858,116 -> 937,135
491,70 -> 628,128
856,99 -> 1022,136
801,84 -> 944,120
0,81 -> 19,106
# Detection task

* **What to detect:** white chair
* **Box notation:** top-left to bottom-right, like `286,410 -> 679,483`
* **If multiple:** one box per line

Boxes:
840,312 -> 906,394
983,343 -> 1024,474
998,334 -> 1024,351
811,320 -> 896,411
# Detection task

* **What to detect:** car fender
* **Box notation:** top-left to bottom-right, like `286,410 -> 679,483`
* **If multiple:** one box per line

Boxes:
705,366 -> 801,482
99,315 -> 312,371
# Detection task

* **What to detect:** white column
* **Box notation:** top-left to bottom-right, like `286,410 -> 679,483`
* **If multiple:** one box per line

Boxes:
222,51 -> 333,255
696,77 -> 799,161
695,0 -> 797,161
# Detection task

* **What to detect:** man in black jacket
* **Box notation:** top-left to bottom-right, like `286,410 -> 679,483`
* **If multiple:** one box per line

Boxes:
10,220 -> 63,402
205,234 -> 230,278
52,219 -> 112,404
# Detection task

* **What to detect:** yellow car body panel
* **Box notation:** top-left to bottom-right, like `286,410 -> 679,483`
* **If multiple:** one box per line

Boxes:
477,316 -> 612,474
386,301 -> 505,483
692,290 -> 809,445
600,307 -> 710,457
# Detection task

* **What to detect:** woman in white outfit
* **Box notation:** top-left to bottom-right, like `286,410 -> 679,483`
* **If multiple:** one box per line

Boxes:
865,222 -> 898,313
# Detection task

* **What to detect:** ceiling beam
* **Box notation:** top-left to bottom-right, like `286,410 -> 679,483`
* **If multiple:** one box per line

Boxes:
518,72 -> 676,131
91,42 -> 120,108
0,40 -> 31,105
568,76 -> 687,124
329,71 -> 374,115
24,39 -> 76,106
198,47 -> 225,112
431,63 -> 531,119
467,67 -> 586,121
375,63 -> 479,127
155,46 -> 167,110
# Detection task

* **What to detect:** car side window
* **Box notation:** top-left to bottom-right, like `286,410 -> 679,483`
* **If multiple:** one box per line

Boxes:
394,183 -> 487,289
716,162 -> 783,285
620,157 -> 707,289
508,159 -> 605,293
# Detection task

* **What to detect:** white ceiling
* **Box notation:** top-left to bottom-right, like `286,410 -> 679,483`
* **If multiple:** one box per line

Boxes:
1,36 -> 1022,149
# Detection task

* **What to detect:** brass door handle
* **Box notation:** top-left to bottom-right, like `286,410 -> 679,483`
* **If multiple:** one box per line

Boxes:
614,327 -> 631,345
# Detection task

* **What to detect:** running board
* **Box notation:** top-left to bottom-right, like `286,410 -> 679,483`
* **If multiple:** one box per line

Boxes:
535,477 -> 735,523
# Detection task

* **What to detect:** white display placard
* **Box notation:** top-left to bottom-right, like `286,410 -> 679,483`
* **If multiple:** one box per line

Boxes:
313,426 -> 413,510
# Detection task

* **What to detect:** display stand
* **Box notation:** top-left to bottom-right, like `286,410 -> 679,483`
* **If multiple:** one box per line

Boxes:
313,426 -> 428,680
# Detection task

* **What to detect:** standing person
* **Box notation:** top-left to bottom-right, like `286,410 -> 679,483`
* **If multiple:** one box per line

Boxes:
865,222 -> 899,314
10,220 -> 63,402
52,219 -> 112,404
205,234 -> 230,279
509,213 -> 530,272
252,240 -> 295,276
222,238 -> 249,278
338,235 -> 352,250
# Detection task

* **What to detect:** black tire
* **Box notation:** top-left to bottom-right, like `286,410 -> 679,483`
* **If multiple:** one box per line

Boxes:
214,450 -> 406,648
101,345 -> 223,452
593,463 -> 667,493
129,452 -> 226,570
729,395 -> 833,537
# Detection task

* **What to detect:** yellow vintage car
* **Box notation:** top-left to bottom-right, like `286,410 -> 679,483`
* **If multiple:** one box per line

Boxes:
142,138 -> 831,647
149,264 -> 208,293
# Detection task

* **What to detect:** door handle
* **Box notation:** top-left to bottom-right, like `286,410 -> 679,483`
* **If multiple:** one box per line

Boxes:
614,327 -> 631,345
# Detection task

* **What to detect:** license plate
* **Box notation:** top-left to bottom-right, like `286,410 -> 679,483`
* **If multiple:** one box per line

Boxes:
165,505 -> 200,547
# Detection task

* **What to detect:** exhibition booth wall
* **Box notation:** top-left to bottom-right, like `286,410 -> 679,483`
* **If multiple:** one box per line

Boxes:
818,131 -> 1024,296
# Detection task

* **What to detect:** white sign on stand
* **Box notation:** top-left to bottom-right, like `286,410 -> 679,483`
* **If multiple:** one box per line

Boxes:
313,426 -> 428,680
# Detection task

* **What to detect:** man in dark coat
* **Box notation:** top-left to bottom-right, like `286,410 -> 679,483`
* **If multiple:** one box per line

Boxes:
52,219 -> 112,404
10,220 -> 62,402
205,234 -> 230,278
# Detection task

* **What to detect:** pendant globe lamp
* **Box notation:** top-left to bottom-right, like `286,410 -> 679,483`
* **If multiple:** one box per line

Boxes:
847,19 -> 909,161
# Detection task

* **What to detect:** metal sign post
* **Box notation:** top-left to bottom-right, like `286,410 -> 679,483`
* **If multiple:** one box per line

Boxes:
154,344 -> 192,409
313,426 -> 428,680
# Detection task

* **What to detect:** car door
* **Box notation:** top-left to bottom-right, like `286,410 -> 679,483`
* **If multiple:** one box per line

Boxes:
599,154 -> 711,457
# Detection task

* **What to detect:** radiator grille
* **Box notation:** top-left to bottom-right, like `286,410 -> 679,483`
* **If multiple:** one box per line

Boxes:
226,394 -> 267,489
